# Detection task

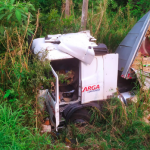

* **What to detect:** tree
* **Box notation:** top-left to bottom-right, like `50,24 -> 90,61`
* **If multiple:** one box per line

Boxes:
81,0 -> 88,30
65,0 -> 70,17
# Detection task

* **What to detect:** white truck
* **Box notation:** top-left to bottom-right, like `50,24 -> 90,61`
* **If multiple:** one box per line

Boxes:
32,11 -> 150,131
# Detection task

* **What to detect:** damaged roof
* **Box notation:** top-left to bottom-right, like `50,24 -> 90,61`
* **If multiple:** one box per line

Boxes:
116,11 -> 150,79
32,31 -> 97,64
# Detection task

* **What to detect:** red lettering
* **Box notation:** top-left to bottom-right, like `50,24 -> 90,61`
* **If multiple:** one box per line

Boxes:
96,85 -> 100,89
82,84 -> 100,92
82,87 -> 88,92
88,86 -> 92,91
92,85 -> 96,90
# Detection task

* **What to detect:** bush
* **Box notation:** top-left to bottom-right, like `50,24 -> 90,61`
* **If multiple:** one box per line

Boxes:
0,103 -> 52,149
128,0 -> 150,19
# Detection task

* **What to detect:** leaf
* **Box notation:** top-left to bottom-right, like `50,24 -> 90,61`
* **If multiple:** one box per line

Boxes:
4,92 -> 10,99
21,13 -> 27,19
27,29 -> 34,35
0,14 -> 5,20
3,89 -> 15,99
7,13 -> 12,20
9,98 -> 16,102
0,7 -> 5,12
11,0 -> 15,4
3,90 -> 12,99
9,6 -> 14,12
15,9 -> 21,21
0,25 -> 4,34
24,7 -> 28,13
29,4 -> 35,11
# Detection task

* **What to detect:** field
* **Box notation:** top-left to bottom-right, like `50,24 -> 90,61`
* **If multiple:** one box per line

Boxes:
0,0 -> 150,149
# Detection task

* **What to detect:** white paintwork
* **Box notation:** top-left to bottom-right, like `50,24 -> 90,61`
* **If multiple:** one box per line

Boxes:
46,65 -> 59,131
33,31 -> 119,130
32,31 -> 95,64
58,32 -> 95,64
45,34 -> 61,43
81,54 -> 118,104
47,53 -> 118,130
103,54 -> 118,99
81,56 -> 104,104
32,38 -> 73,61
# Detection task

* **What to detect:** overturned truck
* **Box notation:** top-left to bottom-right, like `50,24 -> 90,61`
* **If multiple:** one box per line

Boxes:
32,11 -> 150,131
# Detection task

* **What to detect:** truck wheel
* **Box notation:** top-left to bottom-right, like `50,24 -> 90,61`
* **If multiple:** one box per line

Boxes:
68,108 -> 92,126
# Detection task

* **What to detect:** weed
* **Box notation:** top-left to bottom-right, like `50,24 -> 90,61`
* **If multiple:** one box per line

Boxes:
0,0 -> 149,149
0,103 -> 52,149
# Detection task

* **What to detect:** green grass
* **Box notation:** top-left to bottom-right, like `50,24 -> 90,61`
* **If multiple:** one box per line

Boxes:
0,0 -> 148,149
0,103 -> 53,150
58,98 -> 150,150
38,1 -> 137,52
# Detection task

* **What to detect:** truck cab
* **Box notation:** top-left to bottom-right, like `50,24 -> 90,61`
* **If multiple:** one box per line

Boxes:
31,11 -> 150,131
32,31 -> 118,131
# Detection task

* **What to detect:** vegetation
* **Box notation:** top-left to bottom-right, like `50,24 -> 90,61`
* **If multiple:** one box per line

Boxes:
0,0 -> 150,149
60,97 -> 150,149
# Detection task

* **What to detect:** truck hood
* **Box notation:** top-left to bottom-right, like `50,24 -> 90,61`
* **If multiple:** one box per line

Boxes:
115,11 -> 150,79
32,31 -> 96,64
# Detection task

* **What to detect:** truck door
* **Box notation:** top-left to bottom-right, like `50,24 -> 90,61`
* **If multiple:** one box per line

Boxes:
81,56 -> 104,104
46,65 -> 59,131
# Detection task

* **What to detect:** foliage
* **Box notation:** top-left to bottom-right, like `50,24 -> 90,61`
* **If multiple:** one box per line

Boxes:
0,10 -> 57,148
60,97 -> 150,149
91,6 -> 137,52
0,0 -> 35,29
0,103 -> 52,149
0,0 -> 35,55
0,0 -> 149,149
39,9 -> 80,36
23,0 -> 63,14
127,0 -> 150,19
38,1 -> 137,52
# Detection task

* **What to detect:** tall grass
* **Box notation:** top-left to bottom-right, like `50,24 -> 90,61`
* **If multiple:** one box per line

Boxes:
60,97 -> 150,149
0,0 -> 147,149
0,103 -> 52,149
0,11 -> 56,149
60,79 -> 150,149
39,0 -> 137,52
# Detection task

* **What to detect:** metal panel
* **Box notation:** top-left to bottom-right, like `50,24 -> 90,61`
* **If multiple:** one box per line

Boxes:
58,33 -> 95,64
118,59 -> 128,71
116,46 -> 132,59
138,11 -> 150,22
81,56 -> 104,104
120,33 -> 138,47
32,38 -> 73,61
46,65 -> 59,131
103,54 -> 118,99
129,22 -> 145,34
115,11 -> 150,78
33,32 -> 96,64
116,46 -> 132,71
122,12 -> 150,78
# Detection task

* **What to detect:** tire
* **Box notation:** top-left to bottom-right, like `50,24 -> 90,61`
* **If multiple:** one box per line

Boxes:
68,108 -> 92,125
